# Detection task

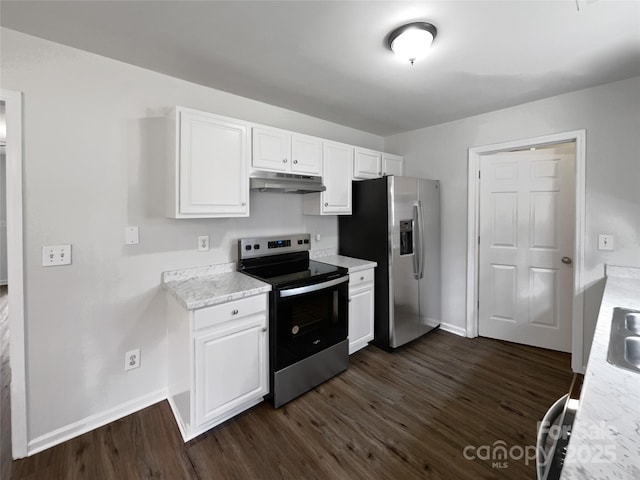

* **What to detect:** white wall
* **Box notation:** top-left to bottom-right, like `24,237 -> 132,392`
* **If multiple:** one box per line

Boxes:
385,76 -> 640,365
0,28 -> 383,447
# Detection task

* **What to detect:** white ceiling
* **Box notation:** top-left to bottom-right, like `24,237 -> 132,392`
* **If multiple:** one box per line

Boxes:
2,1 -> 639,136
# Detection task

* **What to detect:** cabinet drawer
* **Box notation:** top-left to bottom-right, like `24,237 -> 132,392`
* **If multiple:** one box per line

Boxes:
349,269 -> 374,288
194,294 -> 267,331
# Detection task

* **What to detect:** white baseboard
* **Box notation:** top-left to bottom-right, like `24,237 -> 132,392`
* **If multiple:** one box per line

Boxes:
27,388 -> 167,456
439,322 -> 467,337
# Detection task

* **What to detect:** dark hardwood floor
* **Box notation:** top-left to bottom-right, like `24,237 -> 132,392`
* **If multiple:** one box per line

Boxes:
10,330 -> 572,479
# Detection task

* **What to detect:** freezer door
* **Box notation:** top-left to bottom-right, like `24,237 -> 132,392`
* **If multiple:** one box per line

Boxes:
417,179 -> 441,334
389,176 -> 420,347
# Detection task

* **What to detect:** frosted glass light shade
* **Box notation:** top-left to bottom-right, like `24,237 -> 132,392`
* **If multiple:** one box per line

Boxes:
388,22 -> 437,65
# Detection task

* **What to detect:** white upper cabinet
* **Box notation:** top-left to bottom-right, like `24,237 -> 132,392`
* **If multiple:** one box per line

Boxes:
251,126 -> 291,172
382,153 -> 404,176
353,147 -> 382,179
171,107 -> 249,218
303,141 -> 353,215
252,126 -> 322,175
291,133 -> 323,174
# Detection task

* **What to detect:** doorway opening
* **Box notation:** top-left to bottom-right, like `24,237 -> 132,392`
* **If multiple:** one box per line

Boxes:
0,90 -> 27,463
466,131 -> 586,373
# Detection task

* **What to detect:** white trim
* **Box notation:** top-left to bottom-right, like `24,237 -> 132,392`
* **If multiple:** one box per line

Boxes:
166,395 -> 189,441
1,89 -> 27,458
466,130 -> 587,373
27,389 -> 167,456
439,322 -> 467,337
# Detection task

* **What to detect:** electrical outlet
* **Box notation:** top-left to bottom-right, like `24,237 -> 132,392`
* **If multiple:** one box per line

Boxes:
198,235 -> 210,252
42,245 -> 72,266
598,234 -> 614,251
125,349 -> 140,371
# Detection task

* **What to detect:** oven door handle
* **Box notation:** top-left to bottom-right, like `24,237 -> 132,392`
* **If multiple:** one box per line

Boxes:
279,276 -> 348,298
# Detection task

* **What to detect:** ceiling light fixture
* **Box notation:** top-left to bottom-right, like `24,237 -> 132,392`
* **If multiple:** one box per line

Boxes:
387,22 -> 437,66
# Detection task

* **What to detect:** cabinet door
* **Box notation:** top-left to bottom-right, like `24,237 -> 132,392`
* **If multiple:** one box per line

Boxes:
322,141 -> 353,214
291,133 -> 322,175
194,315 -> 268,428
349,281 -> 375,354
178,109 -> 249,217
252,127 -> 291,172
382,153 -> 404,176
353,148 -> 382,179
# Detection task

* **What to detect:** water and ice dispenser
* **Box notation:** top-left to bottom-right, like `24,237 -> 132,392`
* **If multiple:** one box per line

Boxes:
400,219 -> 413,255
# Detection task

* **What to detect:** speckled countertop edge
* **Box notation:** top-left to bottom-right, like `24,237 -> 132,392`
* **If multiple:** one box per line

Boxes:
561,266 -> 640,480
314,254 -> 377,273
162,264 -> 271,310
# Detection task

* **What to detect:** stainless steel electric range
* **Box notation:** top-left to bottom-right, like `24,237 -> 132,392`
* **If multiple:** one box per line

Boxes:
238,233 -> 349,407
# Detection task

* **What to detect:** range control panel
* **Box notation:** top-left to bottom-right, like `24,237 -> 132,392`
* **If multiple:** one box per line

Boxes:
238,233 -> 311,260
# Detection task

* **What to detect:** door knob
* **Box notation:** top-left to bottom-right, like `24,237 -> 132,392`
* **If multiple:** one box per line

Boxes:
561,256 -> 573,265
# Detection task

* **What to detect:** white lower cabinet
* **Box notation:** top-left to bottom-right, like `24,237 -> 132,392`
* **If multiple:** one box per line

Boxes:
348,269 -> 375,354
167,293 -> 268,441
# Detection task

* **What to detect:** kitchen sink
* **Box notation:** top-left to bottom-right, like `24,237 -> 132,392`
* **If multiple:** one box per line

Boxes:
625,313 -> 640,335
608,308 -> 640,373
625,337 -> 640,367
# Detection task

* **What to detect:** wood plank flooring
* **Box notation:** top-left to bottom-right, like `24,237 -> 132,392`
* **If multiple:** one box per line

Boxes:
10,330 -> 572,479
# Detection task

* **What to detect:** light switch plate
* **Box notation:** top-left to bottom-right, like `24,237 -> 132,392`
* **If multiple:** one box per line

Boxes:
598,234 -> 614,251
125,226 -> 139,245
42,245 -> 72,266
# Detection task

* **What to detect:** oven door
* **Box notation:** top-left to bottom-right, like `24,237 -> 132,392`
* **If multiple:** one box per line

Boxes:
274,275 -> 348,370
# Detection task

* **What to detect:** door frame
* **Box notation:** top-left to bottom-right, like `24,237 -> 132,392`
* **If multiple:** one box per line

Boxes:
1,89 -> 28,457
466,130 -> 586,373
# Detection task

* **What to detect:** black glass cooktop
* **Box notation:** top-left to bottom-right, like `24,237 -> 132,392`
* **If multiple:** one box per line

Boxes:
240,253 -> 346,288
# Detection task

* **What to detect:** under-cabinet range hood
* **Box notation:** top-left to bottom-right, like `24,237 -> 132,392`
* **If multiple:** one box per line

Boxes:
250,170 -> 326,194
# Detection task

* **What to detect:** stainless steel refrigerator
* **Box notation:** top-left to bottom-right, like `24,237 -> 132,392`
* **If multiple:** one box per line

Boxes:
339,176 -> 440,349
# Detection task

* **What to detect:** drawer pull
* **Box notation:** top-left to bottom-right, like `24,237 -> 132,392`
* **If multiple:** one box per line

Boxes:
231,309 -> 239,315
360,276 -> 364,281
262,327 -> 267,332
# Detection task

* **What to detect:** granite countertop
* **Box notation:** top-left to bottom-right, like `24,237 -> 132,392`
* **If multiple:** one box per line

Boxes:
162,263 -> 271,310
314,255 -> 377,273
561,266 -> 640,480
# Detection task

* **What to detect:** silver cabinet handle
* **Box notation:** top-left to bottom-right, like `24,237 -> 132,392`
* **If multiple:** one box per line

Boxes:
293,160 -> 298,164
324,202 -> 328,207
283,158 -> 288,163
561,256 -> 573,265
261,327 -> 267,332
231,309 -> 239,315
360,276 -> 364,281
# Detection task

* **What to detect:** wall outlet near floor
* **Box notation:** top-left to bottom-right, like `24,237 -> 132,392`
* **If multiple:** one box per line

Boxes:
125,349 -> 140,371
198,235 -> 210,251
42,245 -> 72,266
598,234 -> 614,251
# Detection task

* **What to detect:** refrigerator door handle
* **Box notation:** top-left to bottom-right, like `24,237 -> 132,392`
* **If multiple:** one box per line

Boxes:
412,204 -> 420,280
417,200 -> 425,279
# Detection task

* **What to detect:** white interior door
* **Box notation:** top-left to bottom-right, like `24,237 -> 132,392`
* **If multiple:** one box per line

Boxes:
478,148 -> 575,352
